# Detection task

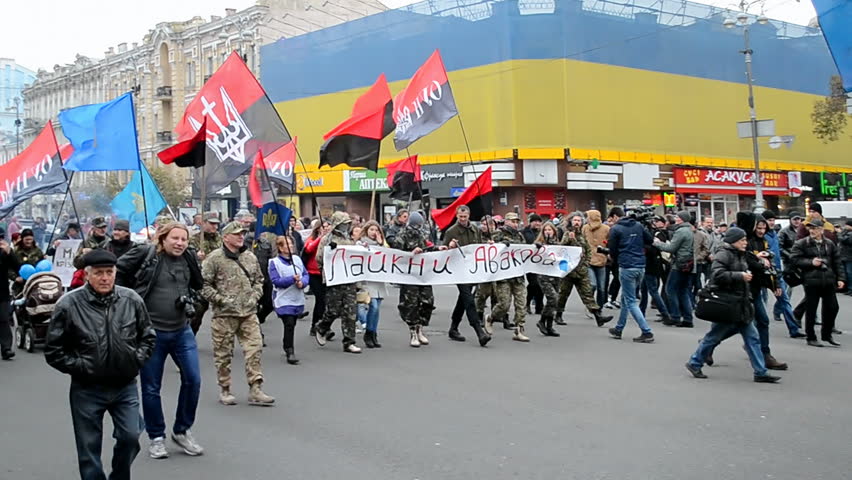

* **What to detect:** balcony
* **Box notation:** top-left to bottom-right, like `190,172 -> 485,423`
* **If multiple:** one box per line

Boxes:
155,86 -> 173,100
156,131 -> 173,144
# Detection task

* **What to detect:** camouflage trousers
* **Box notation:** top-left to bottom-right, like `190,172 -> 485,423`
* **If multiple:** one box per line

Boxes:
211,314 -> 263,388
475,282 -> 501,321
398,285 -> 434,327
317,284 -> 357,346
557,268 -> 600,314
492,278 -> 527,327
538,275 -> 560,320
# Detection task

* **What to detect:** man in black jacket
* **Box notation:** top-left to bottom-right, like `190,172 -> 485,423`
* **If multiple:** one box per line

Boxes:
45,250 -> 156,480
791,219 -> 845,347
522,214 -> 544,314
116,223 -> 205,459
102,219 -> 137,259
0,229 -> 20,360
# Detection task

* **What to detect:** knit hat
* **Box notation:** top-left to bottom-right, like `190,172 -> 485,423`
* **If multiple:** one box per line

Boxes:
114,220 -> 130,231
20,228 -> 34,239
676,211 -> 692,223
761,209 -> 776,220
528,214 -> 543,223
810,202 -> 823,215
723,227 -> 747,244
408,211 -> 424,227
790,211 -> 804,220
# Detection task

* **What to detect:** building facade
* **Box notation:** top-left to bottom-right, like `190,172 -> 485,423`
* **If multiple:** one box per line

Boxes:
0,58 -> 36,163
20,0 -> 385,202
262,0 -> 852,222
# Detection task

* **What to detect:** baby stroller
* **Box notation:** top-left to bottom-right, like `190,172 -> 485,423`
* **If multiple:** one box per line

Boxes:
13,272 -> 63,353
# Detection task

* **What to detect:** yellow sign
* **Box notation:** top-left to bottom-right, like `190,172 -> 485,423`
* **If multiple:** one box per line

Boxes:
295,171 -> 345,193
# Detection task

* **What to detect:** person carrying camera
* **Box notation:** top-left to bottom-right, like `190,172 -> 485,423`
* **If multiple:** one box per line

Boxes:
654,211 -> 694,328
791,218 -> 845,347
116,222 -> 205,459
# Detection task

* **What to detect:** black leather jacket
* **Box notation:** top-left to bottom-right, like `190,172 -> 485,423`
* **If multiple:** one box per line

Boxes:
709,243 -> 755,322
115,244 -> 203,300
45,284 -> 155,387
791,236 -> 845,289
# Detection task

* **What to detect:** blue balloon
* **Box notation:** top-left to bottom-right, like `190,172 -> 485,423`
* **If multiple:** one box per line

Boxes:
19,264 -> 36,280
35,259 -> 52,272
559,260 -> 569,272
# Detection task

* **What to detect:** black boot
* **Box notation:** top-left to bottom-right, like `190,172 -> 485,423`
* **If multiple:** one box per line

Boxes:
554,312 -> 567,326
593,310 -> 613,327
449,318 -> 466,341
372,331 -> 382,348
472,322 -> 491,347
284,348 -> 300,365
536,319 -> 549,336
363,331 -> 376,349
545,316 -> 560,337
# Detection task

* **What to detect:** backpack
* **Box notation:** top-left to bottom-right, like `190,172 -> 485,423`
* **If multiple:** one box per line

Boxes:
23,272 -> 64,316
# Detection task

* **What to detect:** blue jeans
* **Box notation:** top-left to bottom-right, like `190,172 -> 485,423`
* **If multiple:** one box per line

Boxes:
753,292 -> 772,355
770,281 -> 801,336
640,274 -> 670,318
666,269 -> 694,324
588,266 -> 607,308
845,262 -> 852,292
365,298 -> 382,333
140,325 -> 201,440
70,380 -> 143,480
615,267 -> 652,334
688,321 -> 767,376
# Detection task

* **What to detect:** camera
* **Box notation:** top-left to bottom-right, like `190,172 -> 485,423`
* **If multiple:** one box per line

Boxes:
597,246 -> 610,255
627,206 -> 656,225
176,292 -> 198,319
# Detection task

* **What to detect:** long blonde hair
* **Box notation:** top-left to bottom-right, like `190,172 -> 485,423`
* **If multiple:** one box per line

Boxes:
535,221 -> 559,244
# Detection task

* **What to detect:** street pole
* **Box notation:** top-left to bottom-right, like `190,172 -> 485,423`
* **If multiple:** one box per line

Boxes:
13,97 -> 21,155
742,25 -> 765,213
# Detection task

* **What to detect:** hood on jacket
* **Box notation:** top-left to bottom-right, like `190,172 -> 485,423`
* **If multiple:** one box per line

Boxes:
616,217 -> 639,228
586,210 -> 603,230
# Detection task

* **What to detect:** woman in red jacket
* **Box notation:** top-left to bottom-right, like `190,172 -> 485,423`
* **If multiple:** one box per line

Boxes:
303,219 -> 330,336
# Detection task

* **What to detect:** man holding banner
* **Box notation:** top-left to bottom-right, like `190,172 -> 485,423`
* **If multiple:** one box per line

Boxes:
488,213 -> 530,342
444,206 -> 492,347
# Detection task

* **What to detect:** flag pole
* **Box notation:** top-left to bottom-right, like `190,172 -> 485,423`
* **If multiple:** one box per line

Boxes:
127,92 -> 151,239
45,172 -> 74,252
259,157 -> 298,276
60,171 -> 81,223
455,115 -> 492,237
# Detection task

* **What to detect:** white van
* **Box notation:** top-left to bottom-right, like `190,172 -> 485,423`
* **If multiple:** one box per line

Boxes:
816,201 -> 852,223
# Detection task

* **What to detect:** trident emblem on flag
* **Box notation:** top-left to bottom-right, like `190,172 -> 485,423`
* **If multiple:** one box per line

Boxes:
188,87 -> 252,164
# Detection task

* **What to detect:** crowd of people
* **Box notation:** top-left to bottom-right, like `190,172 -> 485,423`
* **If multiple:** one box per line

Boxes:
0,200 -> 849,480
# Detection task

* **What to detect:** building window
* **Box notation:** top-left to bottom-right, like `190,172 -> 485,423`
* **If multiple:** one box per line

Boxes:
206,56 -> 214,77
186,61 -> 195,87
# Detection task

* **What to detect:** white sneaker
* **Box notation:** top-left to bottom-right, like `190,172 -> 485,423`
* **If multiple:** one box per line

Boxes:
171,430 -> 204,456
416,325 -> 429,345
344,344 -> 362,354
148,437 -> 169,459
409,330 -> 421,348
604,302 -> 615,309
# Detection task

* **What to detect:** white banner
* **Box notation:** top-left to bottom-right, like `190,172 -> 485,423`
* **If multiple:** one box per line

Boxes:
51,239 -> 82,287
323,243 -> 583,286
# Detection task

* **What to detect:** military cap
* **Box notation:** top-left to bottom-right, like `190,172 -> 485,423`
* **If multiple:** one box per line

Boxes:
91,217 -> 108,228
203,212 -> 221,224
221,221 -> 248,236
504,212 -> 520,221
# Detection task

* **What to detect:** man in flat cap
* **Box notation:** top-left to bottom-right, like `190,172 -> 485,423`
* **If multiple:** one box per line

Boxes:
46,250 -> 155,480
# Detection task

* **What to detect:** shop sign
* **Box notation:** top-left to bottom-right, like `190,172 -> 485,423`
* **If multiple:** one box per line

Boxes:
450,187 -> 466,197
421,170 -> 463,182
674,168 -> 787,195
295,171 -> 346,194
663,193 -> 677,207
347,169 -> 390,193
819,172 -> 850,198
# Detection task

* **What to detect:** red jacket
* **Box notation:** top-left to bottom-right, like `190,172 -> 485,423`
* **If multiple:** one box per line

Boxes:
302,235 -> 323,276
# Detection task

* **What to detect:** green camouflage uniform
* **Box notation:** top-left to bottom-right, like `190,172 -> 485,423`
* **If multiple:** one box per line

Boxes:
316,214 -> 358,347
392,225 -> 434,327
72,232 -> 108,269
556,228 -> 600,314
201,243 -> 266,389
490,225 -> 527,327
473,223 -> 499,321
536,236 -> 562,322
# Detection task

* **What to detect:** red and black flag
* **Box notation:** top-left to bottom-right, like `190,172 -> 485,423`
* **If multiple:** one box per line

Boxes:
157,118 -> 208,168
249,150 -> 272,208
393,50 -> 458,151
386,155 -> 422,200
319,74 -> 395,172
173,52 -> 294,194
0,122 -> 68,218
431,166 -> 493,230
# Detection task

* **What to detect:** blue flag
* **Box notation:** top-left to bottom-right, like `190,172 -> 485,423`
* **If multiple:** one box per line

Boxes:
813,0 -> 852,92
256,202 -> 292,239
59,93 -> 142,171
110,164 -> 168,232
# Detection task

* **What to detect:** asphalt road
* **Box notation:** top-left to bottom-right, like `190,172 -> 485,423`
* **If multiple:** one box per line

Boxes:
2,285 -> 851,480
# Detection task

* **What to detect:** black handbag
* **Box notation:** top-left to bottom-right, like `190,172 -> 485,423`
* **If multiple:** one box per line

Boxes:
782,264 -> 803,287
694,287 -> 747,324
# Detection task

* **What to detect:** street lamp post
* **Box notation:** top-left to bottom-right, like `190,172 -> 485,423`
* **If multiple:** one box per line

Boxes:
725,10 -> 769,213
6,97 -> 22,155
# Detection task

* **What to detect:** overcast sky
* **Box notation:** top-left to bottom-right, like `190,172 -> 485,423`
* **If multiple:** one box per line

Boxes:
3,0 -> 818,72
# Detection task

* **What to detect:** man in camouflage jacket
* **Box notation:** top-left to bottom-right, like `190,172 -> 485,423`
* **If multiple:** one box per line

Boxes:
556,212 -> 613,327
314,212 -> 361,354
189,213 -> 221,333
392,212 -> 442,348
201,222 -> 274,406
487,212 -> 530,342
72,216 -> 110,269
